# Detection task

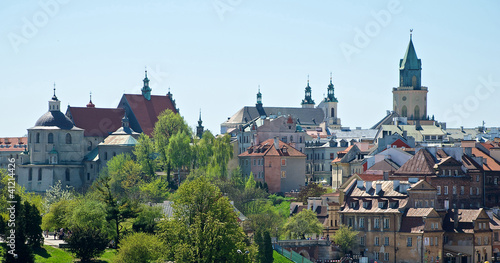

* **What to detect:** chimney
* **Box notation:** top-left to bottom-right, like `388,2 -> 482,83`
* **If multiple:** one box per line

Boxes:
383,171 -> 389,180
453,209 -> 459,229
274,137 -> 279,150
393,180 -> 400,191
366,181 -> 372,193
357,180 -> 364,189
376,183 -> 382,195
402,130 -> 407,138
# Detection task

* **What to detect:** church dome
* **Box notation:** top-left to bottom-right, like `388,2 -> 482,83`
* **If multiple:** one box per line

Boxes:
35,111 -> 74,130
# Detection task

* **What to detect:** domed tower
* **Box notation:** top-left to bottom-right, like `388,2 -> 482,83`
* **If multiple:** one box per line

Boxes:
301,76 -> 315,108
318,73 -> 341,129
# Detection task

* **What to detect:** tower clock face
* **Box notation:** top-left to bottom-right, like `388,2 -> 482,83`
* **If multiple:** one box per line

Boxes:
402,96 -> 407,101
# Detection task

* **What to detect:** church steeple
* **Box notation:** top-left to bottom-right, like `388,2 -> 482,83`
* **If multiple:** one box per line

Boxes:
86,92 -> 95,108
141,69 -> 152,100
256,85 -> 262,106
196,109 -> 204,139
325,72 -> 338,102
49,83 -> 61,112
301,75 -> 315,108
399,29 -> 422,89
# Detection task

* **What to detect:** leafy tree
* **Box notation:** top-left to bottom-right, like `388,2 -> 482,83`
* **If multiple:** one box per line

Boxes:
106,154 -> 143,200
133,133 -> 158,179
210,134 -> 233,178
245,173 -> 256,190
157,176 -> 251,263
42,180 -> 74,214
132,205 -> 163,234
193,130 -> 215,168
332,225 -> 359,255
3,195 -> 35,263
297,183 -> 326,204
41,199 -> 74,232
283,209 -> 323,239
24,201 -> 43,248
114,232 -> 165,263
65,226 -> 109,262
70,198 -> 111,236
138,175 -> 170,202
153,109 -> 191,182
263,231 -> 273,263
167,131 -> 192,185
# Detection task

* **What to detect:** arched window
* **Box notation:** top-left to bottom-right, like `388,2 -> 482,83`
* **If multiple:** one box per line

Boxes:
28,168 -> 32,181
38,169 -> 42,181
412,76 -> 417,87
290,136 -> 293,142
36,133 -> 40,143
401,106 -> 408,117
65,169 -> 70,181
414,105 -> 420,120
66,133 -> 72,144
331,108 -> 335,118
48,133 -> 54,144
87,141 -> 92,151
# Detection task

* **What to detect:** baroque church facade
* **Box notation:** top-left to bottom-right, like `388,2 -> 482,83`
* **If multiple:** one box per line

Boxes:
18,72 -> 178,193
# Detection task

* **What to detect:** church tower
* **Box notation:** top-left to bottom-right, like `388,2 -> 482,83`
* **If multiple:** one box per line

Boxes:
141,70 -> 152,100
393,31 -> 428,121
196,110 -> 204,139
318,73 -> 341,129
301,76 -> 315,108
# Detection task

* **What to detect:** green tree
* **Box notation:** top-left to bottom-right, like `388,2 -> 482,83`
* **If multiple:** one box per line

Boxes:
157,176 -> 251,263
132,205 -> 163,234
106,154 -> 143,200
115,232 -> 165,263
245,173 -> 256,190
24,201 -> 43,248
297,183 -> 326,204
283,209 -> 323,239
4,195 -> 35,263
41,199 -> 74,232
332,225 -> 359,255
263,231 -> 273,263
193,130 -> 215,168
42,180 -> 74,214
210,134 -> 233,178
167,131 -> 192,185
133,133 -> 158,179
65,226 -> 109,263
153,109 -> 191,182
138,175 -> 170,202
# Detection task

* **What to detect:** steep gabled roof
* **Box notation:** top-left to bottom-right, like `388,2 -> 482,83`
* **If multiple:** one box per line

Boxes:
238,139 -> 305,158
471,147 -> 500,171
66,107 -> 125,137
400,38 -> 421,70
395,148 -> 436,175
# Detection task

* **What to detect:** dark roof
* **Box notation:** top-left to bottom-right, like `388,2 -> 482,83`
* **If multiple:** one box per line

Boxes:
368,159 -> 400,173
238,139 -> 306,157
35,111 -> 74,130
371,111 -> 400,129
224,106 -> 325,127
395,148 -> 436,175
67,107 -> 125,137
120,94 -> 177,136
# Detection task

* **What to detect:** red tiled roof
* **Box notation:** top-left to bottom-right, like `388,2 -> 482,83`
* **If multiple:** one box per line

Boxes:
0,137 -> 27,152
68,107 -> 125,137
238,139 -> 305,157
358,173 -> 384,181
395,148 -> 436,175
472,148 -> 500,171
122,94 -> 177,136
391,139 -> 410,148
462,155 -> 482,171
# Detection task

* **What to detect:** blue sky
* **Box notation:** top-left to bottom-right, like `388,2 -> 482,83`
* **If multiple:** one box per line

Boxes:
1,0 -> 499,137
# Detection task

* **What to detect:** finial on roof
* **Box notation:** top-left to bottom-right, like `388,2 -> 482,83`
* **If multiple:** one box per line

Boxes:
330,72 -> 332,84
145,66 -> 148,78
258,84 -> 260,93
307,75 -> 310,86
199,109 -> 202,121
410,29 -> 413,40
52,82 -> 58,101
86,91 -> 95,108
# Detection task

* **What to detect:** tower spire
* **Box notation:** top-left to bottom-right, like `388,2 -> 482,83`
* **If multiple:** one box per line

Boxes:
196,109 -> 204,139
86,91 -> 95,108
326,73 -> 338,102
52,82 -> 58,101
141,68 -> 152,100
256,85 -> 262,106
410,28 -> 413,40
301,75 -> 315,108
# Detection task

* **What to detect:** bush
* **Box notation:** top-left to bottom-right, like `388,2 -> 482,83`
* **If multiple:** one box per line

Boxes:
114,232 -> 164,263
65,226 -> 108,262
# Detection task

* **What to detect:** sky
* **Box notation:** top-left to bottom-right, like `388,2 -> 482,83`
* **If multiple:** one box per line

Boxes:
1,0 -> 499,137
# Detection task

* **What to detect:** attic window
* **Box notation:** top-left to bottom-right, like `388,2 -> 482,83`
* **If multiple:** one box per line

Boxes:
350,201 -> 357,208
378,201 -> 387,209
282,147 -> 287,153
363,201 -> 371,209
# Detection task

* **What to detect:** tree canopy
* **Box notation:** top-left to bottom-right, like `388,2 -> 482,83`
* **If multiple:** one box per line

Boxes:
332,225 -> 359,255
283,209 -> 323,239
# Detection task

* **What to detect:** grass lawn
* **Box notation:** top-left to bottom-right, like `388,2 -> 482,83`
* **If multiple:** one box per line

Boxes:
273,250 -> 294,263
32,245 -> 117,263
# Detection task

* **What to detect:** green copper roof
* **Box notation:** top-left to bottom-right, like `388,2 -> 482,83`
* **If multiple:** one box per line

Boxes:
399,37 -> 421,70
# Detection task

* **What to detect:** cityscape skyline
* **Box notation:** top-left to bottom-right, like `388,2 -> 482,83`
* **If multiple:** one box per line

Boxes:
1,1 -> 499,137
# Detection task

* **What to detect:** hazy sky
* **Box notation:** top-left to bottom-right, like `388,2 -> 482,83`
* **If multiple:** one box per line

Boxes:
1,0 -> 499,137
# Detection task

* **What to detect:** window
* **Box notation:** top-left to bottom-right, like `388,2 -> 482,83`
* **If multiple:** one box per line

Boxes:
38,169 -> 42,181
104,152 -> 108,160
407,237 -> 412,247
495,177 -> 498,185
360,236 -> 365,246
65,169 -> 70,181
444,186 -> 448,195
87,173 -> 90,181
88,141 -> 92,151
453,186 -> 457,195
384,237 -> 389,246
461,186 -> 464,195
402,105 -> 407,117
477,237 -> 481,246
375,236 -> 379,246
374,218 -> 380,229
330,153 -> 334,159
359,217 -> 365,228
430,237 -> 434,246
435,237 -> 438,246
437,186 -> 441,195
384,218 -> 390,229
28,168 -> 32,181
374,252 -> 379,260
431,200 -> 434,207
477,175 -> 480,182
65,133 -> 72,144
281,171 -> 286,178
476,187 -> 480,196
113,152 -> 116,157
484,237 -> 488,245
348,218 -> 353,227
36,133 -> 40,143
253,159 -> 256,166
48,133 -> 54,144
281,159 -> 286,166
494,232 -> 499,242
384,253 -> 389,261
470,187 -> 473,195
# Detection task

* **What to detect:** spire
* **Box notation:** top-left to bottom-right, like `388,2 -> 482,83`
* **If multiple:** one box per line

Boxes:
399,30 -> 422,89
326,72 -> 338,102
86,92 -> 95,108
48,84 -> 61,112
256,85 -> 262,106
141,68 -> 152,100
196,109 -> 204,139
52,82 -> 58,101
301,75 -> 315,108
